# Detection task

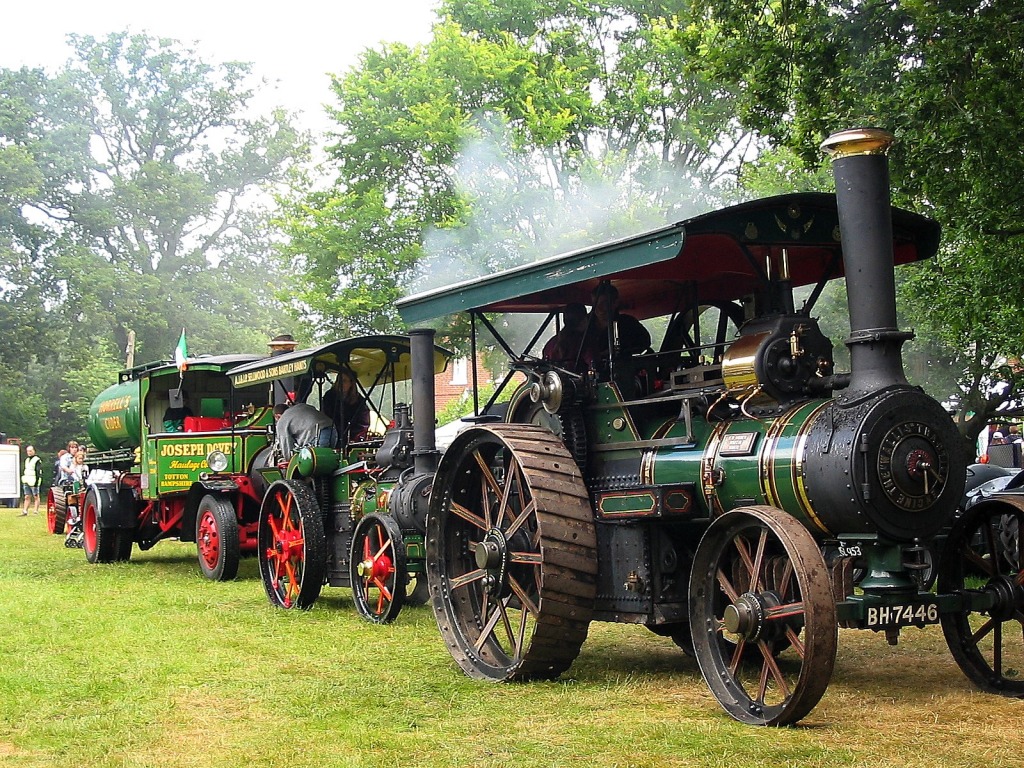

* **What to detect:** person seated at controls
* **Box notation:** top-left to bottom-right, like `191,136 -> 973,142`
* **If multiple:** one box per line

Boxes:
581,282 -> 651,366
273,402 -> 338,461
322,367 -> 371,444
542,302 -> 588,370
162,389 -> 194,432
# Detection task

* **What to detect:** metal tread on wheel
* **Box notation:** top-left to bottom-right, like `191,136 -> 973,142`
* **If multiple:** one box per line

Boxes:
428,422 -> 598,682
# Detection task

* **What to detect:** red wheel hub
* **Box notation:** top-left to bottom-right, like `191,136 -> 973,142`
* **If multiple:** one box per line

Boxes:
197,511 -> 220,568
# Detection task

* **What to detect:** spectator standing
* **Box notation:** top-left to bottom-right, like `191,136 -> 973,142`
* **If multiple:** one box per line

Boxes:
268,333 -> 299,405
1008,425 -> 1023,468
20,445 -> 42,515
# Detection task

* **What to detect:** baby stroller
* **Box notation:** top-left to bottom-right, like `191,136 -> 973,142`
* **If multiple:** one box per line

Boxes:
63,486 -> 84,549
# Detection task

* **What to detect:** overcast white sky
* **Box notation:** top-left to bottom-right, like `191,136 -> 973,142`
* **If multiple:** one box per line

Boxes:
0,0 -> 440,134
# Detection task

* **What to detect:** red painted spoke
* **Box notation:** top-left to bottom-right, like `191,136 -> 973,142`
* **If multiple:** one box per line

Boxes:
716,567 -> 741,604
494,460 -> 518,528
374,536 -> 392,562
515,598 -> 529,652
509,551 -> 543,566
372,577 -> 394,603
271,550 -> 286,581
497,600 -> 518,649
763,601 -> 805,621
473,450 -> 502,529
785,626 -> 806,657
758,643 -> 790,700
472,449 -> 503,502
504,498 -> 536,539
276,492 -> 293,527
750,528 -> 769,593
732,533 -> 756,593
757,654 -> 771,703
282,560 -> 299,606
508,574 -> 539,617
450,568 -> 487,590
473,597 -> 508,653
729,633 -> 745,675
450,501 -> 488,531
776,557 -> 795,597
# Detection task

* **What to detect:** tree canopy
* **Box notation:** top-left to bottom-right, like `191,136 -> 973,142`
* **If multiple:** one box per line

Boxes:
278,0 -> 758,340
0,32 -> 308,451
4,4 -> 1021,454
679,0 -> 1024,442
284,0 -> 1024,447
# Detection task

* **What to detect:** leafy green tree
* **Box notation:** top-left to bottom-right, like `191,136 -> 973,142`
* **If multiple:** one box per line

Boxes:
280,1 -> 757,339
680,0 -> 1024,447
1,33 -> 308,448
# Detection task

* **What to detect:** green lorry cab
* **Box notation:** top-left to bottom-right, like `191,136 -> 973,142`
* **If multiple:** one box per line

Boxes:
50,353 -> 275,579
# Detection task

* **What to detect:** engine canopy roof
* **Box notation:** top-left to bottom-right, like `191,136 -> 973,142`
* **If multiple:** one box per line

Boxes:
397,192 -> 940,324
229,334 -> 452,390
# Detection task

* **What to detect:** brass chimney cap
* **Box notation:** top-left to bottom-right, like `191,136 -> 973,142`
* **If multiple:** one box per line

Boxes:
820,128 -> 894,159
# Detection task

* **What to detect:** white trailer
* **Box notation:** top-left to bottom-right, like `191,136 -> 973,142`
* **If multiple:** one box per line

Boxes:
0,444 -> 21,506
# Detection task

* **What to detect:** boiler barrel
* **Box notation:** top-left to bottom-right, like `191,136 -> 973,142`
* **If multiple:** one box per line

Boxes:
87,381 -> 143,450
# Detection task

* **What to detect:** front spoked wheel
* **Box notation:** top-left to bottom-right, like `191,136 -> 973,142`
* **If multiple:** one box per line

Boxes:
690,505 -> 837,725
938,498 -> 1024,695
196,494 -> 240,581
350,514 -> 407,624
427,424 -> 596,681
258,480 -> 327,610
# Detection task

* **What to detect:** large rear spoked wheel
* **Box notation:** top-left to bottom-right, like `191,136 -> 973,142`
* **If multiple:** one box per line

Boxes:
938,498 -> 1024,696
690,505 -> 837,726
258,480 -> 327,610
427,424 -> 596,682
350,513 -> 407,624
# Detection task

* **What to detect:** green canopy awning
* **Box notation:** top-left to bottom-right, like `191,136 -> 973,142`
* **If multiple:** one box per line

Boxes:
229,335 -> 451,390
397,193 -> 940,324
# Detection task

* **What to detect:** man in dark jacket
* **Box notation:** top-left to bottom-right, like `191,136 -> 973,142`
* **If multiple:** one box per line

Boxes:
273,403 -> 338,461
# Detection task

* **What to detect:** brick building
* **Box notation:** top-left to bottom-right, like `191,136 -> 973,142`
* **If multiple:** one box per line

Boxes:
434,354 -> 496,414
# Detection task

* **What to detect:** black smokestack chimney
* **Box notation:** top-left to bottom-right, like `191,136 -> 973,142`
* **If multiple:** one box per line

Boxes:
409,328 -> 439,474
821,128 -> 913,405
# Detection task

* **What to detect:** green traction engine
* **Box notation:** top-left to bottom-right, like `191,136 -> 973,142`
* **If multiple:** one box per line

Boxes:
396,129 -> 1024,725
227,336 -> 452,622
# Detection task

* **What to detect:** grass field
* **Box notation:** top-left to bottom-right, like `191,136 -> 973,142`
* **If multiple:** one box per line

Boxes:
1,509 -> 1021,768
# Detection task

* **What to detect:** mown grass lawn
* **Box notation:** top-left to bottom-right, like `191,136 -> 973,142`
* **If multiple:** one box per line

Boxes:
1,510 -> 1021,768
